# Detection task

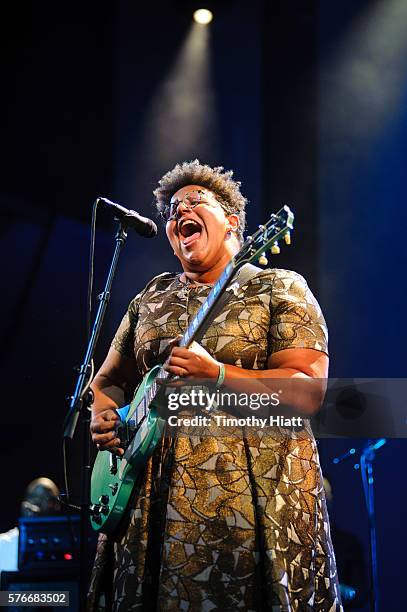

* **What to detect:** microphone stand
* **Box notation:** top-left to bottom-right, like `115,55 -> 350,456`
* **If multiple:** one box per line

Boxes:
63,221 -> 128,611
360,439 -> 386,612
332,439 -> 386,612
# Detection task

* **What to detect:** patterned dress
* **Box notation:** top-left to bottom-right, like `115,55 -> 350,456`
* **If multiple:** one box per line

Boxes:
88,268 -> 342,611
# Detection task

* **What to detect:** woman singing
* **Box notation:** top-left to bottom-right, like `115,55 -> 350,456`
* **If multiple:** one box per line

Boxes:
88,160 -> 342,611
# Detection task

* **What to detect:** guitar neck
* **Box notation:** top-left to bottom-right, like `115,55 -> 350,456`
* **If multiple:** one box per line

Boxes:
146,259 -> 237,393
179,259 -> 238,348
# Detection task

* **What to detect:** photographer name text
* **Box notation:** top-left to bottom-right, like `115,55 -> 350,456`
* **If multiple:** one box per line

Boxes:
167,415 -> 304,428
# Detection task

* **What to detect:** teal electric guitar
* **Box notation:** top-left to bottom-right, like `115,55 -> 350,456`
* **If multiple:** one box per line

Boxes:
90,205 -> 294,533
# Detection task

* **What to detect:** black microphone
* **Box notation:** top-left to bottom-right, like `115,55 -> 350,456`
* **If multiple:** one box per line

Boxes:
97,197 -> 158,238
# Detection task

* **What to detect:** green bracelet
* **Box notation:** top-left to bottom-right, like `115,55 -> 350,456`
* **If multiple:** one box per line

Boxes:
216,363 -> 225,388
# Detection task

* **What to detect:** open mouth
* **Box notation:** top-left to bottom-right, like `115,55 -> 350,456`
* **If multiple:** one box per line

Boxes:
178,219 -> 203,246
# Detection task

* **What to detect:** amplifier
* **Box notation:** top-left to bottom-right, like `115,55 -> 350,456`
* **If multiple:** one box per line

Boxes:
18,515 -> 97,571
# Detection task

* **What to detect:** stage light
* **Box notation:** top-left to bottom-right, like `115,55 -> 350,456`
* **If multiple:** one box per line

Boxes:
193,8 -> 213,25
321,0 -> 407,149
133,13 -> 217,181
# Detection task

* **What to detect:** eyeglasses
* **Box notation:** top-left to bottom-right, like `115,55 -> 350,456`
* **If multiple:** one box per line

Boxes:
163,189 -> 221,222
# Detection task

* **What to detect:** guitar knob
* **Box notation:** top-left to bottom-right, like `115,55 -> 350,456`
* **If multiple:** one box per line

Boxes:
258,252 -> 268,266
101,505 -> 109,515
99,495 -> 109,505
271,242 -> 280,255
284,231 -> 291,245
90,503 -> 101,516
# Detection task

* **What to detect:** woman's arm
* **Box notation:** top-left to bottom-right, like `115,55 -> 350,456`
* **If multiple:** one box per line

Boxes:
165,270 -> 329,416
164,344 -> 328,417
90,347 -> 140,454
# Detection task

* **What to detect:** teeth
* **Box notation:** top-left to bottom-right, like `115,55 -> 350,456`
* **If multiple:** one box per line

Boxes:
179,220 -> 197,229
178,219 -> 202,238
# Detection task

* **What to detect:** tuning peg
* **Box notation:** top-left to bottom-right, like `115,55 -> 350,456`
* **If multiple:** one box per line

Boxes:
284,231 -> 291,245
258,252 -> 268,266
271,242 -> 280,255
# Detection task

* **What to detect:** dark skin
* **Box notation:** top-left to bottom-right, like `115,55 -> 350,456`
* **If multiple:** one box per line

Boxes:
90,184 -> 328,454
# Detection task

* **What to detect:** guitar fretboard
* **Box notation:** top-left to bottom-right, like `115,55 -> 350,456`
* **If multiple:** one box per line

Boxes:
179,261 -> 234,348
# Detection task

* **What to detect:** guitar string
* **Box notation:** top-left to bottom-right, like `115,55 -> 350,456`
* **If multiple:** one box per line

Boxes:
135,279 -> 206,426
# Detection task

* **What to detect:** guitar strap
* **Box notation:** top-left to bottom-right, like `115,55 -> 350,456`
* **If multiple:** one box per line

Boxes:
193,262 -> 262,344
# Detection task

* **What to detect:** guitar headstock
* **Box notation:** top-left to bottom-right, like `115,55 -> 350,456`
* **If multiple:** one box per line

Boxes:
235,205 -> 294,268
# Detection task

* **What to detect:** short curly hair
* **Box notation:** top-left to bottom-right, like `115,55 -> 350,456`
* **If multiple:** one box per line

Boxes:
153,159 -> 247,242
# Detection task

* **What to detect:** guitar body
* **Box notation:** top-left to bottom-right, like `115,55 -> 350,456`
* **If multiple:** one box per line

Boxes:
90,366 -> 166,533
89,206 -> 294,534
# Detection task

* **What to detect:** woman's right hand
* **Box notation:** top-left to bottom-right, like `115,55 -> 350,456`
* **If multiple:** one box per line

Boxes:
90,408 -> 124,456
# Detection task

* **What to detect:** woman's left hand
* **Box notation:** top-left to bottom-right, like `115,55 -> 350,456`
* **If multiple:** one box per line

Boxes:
164,340 -> 221,381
